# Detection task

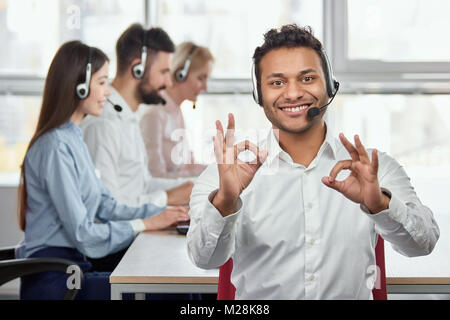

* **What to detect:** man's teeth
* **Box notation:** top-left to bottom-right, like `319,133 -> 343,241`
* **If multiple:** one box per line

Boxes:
283,105 -> 309,112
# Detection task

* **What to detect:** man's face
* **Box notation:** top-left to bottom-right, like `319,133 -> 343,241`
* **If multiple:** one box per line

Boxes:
259,47 -> 329,134
138,51 -> 172,104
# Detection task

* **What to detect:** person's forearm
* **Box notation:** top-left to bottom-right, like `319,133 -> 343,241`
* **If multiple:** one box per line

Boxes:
212,189 -> 240,217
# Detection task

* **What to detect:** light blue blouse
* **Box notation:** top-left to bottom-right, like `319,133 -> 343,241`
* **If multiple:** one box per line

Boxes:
18,121 -> 164,259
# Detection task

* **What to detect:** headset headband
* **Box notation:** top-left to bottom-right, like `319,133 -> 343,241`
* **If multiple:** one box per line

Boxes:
132,29 -> 148,79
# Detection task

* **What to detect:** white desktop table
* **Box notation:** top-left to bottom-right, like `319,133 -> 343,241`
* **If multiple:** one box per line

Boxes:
111,230 -> 450,299
385,243 -> 450,295
110,230 -> 218,300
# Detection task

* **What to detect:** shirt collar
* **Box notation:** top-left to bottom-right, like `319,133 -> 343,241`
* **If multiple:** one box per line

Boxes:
264,122 -> 338,167
61,120 -> 83,137
159,91 -> 180,115
106,86 -> 138,122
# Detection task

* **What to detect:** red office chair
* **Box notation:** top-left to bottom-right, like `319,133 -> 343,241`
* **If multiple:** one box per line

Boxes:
217,236 -> 387,300
372,236 -> 387,300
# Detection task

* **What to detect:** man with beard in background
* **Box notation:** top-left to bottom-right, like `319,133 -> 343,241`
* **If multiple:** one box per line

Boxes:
82,24 -> 193,230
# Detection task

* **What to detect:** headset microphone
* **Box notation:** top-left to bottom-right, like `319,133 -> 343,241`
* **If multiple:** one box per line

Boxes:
192,102 -> 196,110
306,81 -> 339,119
107,98 -> 123,112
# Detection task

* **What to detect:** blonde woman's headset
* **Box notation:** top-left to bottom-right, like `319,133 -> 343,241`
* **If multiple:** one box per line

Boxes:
175,44 -> 198,82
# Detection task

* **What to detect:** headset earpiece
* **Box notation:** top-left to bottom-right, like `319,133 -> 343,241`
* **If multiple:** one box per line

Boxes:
132,45 -> 147,79
132,29 -> 148,79
175,45 -> 197,83
76,47 -> 92,100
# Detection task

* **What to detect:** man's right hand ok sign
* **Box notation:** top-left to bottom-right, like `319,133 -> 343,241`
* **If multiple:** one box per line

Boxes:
212,113 -> 268,217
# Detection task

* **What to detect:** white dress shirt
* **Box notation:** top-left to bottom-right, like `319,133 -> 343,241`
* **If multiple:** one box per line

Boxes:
187,125 -> 440,300
81,87 -> 186,208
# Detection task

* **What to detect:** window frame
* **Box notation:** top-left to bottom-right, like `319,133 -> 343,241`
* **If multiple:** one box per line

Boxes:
327,0 -> 450,93
1,0 -> 450,96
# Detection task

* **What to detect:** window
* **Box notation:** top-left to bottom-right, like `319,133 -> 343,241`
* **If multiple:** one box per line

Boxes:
0,95 -> 40,174
153,0 -> 323,79
0,0 -> 145,77
0,0 -> 145,182
331,0 -> 450,81
347,0 -> 450,62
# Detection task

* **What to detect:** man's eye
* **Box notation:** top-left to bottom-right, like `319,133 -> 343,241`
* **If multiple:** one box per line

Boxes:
271,80 -> 284,86
303,76 -> 314,82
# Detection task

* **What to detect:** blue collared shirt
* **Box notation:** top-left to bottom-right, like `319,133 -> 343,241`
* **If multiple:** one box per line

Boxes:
18,121 -> 164,259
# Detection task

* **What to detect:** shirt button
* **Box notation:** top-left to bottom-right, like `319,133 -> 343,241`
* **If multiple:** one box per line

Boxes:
309,239 -> 315,245
307,203 -> 313,210
308,274 -> 315,281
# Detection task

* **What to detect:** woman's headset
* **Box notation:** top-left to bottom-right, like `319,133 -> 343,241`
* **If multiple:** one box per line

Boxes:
132,30 -> 148,79
251,49 -> 339,106
175,44 -> 198,82
76,46 -> 93,99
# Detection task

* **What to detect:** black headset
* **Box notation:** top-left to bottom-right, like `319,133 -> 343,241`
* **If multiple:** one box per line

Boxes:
132,30 -> 148,79
175,44 -> 198,82
76,46 -> 93,99
251,49 -> 339,106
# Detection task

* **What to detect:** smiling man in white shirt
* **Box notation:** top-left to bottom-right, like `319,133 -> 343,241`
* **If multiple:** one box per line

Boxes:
187,24 -> 440,299
81,24 -> 193,209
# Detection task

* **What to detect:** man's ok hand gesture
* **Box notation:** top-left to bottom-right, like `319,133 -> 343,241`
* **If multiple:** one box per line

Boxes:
212,113 -> 268,216
322,133 -> 390,214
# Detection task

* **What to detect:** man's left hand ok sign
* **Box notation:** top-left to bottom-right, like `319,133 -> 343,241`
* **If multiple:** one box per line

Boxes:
322,133 -> 390,214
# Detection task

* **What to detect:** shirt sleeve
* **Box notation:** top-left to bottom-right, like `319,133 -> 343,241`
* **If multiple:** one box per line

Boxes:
186,164 -> 241,269
362,151 -> 440,257
83,118 -> 169,208
82,119 -> 122,201
95,182 -> 164,222
140,108 -> 169,178
42,142 -> 140,259
129,219 -> 146,236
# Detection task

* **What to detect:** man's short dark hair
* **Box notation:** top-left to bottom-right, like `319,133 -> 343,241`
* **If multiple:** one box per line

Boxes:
252,24 -> 325,94
116,23 -> 175,75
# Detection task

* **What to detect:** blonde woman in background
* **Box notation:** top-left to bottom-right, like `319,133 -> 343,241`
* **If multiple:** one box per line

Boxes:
140,42 -> 214,178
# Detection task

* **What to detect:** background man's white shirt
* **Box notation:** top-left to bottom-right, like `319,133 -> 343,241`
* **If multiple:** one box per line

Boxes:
81,87 -> 187,208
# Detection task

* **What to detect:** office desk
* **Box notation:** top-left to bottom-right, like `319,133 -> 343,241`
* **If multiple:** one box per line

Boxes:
385,245 -> 450,295
111,230 -> 450,299
110,230 -> 218,300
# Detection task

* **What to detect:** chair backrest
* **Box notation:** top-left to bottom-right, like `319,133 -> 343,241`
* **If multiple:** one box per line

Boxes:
217,235 -> 387,300
0,246 -> 83,300
217,258 -> 235,300
372,236 -> 387,300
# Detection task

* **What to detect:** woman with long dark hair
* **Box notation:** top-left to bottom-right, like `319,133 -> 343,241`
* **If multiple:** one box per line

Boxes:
17,41 -> 189,300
